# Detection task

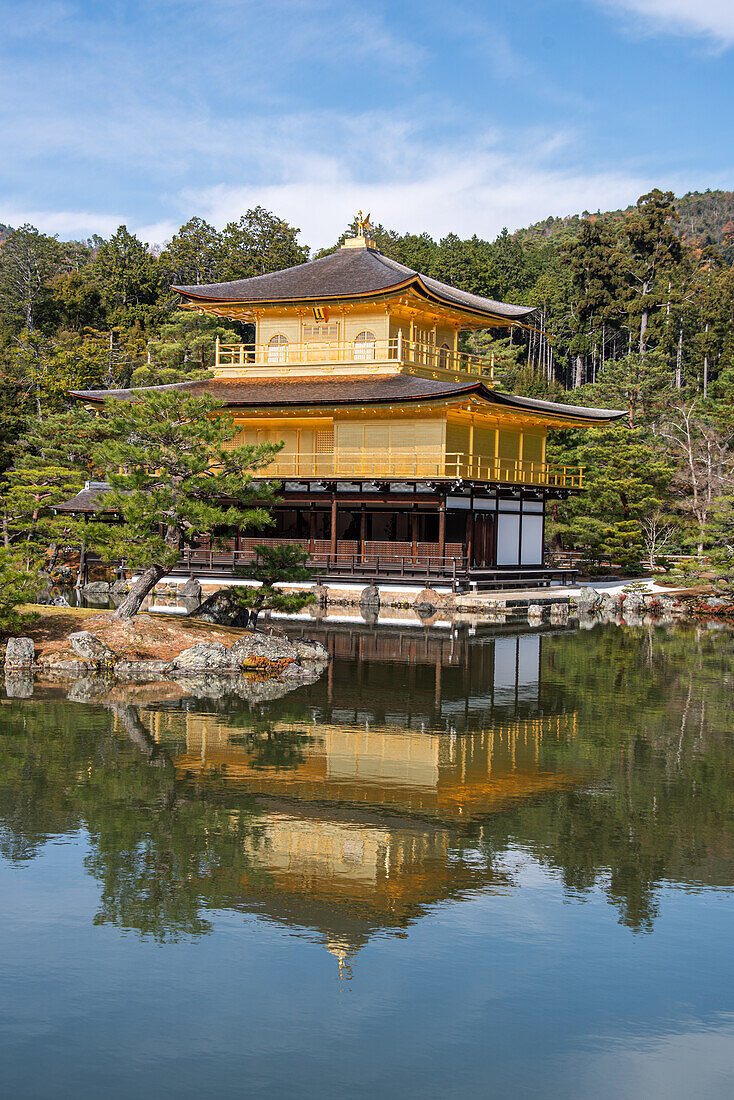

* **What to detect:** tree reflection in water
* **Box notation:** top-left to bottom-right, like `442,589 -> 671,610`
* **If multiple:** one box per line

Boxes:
0,621 -> 732,950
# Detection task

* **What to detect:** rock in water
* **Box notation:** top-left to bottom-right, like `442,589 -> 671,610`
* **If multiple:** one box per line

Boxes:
166,641 -> 240,674
82,581 -> 111,597
111,578 -> 130,596
4,637 -> 35,668
229,633 -> 299,668
179,576 -> 202,600
292,638 -> 330,663
360,583 -> 380,616
5,671 -> 33,698
68,631 -> 117,665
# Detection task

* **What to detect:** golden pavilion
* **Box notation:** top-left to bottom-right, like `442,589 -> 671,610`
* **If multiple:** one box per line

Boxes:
71,214 -> 623,588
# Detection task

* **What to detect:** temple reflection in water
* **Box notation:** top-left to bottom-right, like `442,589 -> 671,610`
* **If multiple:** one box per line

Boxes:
144,623 -> 583,969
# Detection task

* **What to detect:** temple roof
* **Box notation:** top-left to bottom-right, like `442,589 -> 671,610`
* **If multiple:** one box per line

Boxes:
69,376 -> 625,423
173,247 -> 535,322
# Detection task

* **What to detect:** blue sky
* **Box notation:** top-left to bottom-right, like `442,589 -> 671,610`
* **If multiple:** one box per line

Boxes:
0,0 -> 732,249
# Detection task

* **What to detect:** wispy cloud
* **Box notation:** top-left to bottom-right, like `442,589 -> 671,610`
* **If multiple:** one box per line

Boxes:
594,0 -> 734,47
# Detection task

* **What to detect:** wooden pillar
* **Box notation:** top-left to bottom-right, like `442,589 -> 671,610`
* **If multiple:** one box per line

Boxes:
330,496 -> 338,557
438,497 -> 446,559
466,510 -> 474,566
360,505 -> 367,562
411,508 -> 419,562
309,506 -> 316,553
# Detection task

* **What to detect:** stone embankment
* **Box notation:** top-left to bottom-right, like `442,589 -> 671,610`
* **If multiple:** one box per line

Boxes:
143,576 -> 727,628
1,622 -> 330,702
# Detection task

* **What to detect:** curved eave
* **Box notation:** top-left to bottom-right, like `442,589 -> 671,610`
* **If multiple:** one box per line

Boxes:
69,381 -> 625,425
174,274 -> 534,326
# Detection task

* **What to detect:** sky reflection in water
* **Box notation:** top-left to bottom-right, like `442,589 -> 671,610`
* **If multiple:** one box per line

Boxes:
1,620 -> 733,1099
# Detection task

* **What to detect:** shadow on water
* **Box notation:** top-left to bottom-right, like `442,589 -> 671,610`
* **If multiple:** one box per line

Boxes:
1,619 -> 733,953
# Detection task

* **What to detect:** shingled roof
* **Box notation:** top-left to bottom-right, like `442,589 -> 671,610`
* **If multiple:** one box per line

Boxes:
173,246 -> 535,323
69,377 -> 625,423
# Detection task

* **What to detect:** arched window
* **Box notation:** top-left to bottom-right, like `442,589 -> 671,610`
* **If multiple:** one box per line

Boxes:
266,333 -> 288,364
354,330 -> 377,361
439,342 -> 450,370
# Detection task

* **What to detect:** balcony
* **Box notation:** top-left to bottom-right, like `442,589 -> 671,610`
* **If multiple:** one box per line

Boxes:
215,335 -> 496,382
243,451 -> 583,488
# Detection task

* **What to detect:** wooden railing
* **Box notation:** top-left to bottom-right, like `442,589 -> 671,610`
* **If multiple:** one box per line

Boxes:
215,335 -> 495,380
236,450 -> 583,488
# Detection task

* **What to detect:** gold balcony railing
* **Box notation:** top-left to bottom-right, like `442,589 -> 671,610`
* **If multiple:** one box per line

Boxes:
243,450 -> 582,488
215,336 -> 496,380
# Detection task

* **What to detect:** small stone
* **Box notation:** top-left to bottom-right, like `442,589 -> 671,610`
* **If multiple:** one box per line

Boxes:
4,637 -> 35,668
68,631 -> 117,664
550,602 -> 569,624
527,603 -> 544,621
311,584 -> 328,607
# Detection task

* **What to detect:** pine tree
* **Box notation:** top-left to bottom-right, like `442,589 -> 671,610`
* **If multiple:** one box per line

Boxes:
87,391 -> 284,619
223,544 -> 317,629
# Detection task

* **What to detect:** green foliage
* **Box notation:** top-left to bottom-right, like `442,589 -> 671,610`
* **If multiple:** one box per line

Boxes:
0,407 -> 103,558
226,542 -> 317,628
92,225 -> 161,327
0,224 -> 64,333
133,311 -> 237,386
0,549 -> 40,634
87,391 -> 284,615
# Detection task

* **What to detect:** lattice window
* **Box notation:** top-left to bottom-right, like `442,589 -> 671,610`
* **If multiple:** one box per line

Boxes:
303,324 -> 339,340
316,429 -> 334,454
221,429 -> 243,451
354,331 -> 377,361
266,334 -> 288,363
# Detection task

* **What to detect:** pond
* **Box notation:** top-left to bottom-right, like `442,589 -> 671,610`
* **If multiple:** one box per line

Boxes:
1,620 -> 733,1099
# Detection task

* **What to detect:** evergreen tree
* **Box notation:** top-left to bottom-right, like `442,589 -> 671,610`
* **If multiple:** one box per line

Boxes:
92,226 -> 160,326
87,391 -> 284,618
223,544 -> 317,629
620,190 -> 682,357
217,207 -> 308,281
0,225 -> 63,332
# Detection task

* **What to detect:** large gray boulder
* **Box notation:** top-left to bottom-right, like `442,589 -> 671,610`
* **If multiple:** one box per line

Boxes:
68,631 -> 117,665
4,637 -> 35,668
360,583 -> 380,615
82,580 -> 110,597
179,576 -> 202,600
196,589 -> 250,627
229,632 -> 299,666
166,641 -> 240,674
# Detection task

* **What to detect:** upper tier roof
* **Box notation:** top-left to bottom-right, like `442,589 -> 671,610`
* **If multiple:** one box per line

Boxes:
69,376 -> 625,424
173,247 -> 534,323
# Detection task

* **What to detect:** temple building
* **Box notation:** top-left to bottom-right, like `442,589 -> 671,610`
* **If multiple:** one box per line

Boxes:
70,214 -> 623,587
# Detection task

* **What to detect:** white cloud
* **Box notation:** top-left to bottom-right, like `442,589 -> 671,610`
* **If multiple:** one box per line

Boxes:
0,120 -> 671,250
0,207 -> 123,240
183,131 -> 655,249
596,0 -> 734,46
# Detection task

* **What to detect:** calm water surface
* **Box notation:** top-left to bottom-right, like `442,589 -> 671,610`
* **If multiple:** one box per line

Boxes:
1,620 -> 733,1099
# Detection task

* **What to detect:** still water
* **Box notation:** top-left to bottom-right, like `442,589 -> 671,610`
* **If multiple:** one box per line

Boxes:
1,620 -> 733,1099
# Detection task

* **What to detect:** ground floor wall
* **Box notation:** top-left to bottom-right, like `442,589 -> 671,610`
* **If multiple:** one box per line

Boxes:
193,484 -> 557,570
